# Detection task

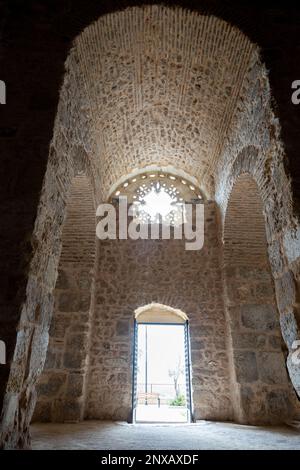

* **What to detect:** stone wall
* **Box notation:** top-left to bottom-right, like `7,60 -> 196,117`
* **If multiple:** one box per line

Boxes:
85,202 -> 233,422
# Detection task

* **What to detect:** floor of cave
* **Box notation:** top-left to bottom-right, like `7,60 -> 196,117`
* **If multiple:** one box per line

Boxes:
31,420 -> 300,450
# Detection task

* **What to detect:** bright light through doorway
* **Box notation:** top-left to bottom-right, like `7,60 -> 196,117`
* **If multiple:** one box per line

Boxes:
135,324 -> 189,423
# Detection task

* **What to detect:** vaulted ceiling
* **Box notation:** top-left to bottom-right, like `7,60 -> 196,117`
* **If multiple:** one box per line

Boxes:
70,5 -> 257,196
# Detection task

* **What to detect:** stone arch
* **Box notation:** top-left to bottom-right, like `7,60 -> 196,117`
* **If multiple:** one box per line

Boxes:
32,174 -> 97,423
217,144 -> 300,403
53,5 -> 259,200
217,145 -> 293,238
223,173 -> 297,424
0,139 -> 96,446
135,303 -> 188,324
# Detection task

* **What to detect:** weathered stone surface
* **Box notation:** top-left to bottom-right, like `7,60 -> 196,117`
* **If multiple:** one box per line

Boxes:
234,351 -> 258,383
52,399 -> 83,422
115,321 -> 130,337
280,311 -> 299,350
55,270 -> 69,290
77,272 -> 92,290
49,315 -> 70,339
232,333 -> 266,349
78,294 -> 91,312
191,340 -> 206,350
283,227 -> 300,264
43,350 -> 57,370
239,385 -> 265,423
2,4 -> 300,449
63,352 -> 86,370
275,271 -> 296,313
287,352 -> 300,398
268,335 -> 283,350
241,304 -> 278,331
257,352 -> 288,384
36,374 -> 66,397
84,206 -> 233,422
268,240 -> 283,276
32,401 -> 52,423
58,293 -> 80,312
66,374 -> 85,398
266,390 -> 293,419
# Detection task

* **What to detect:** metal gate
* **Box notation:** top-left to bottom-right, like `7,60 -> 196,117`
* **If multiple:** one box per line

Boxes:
130,319 -> 139,423
184,320 -> 194,422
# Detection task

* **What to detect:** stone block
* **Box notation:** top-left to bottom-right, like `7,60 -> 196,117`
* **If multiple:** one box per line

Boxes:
266,389 -> 293,420
77,270 -> 92,289
275,271 -> 296,313
32,400 -> 52,422
66,373 -> 85,398
257,352 -> 288,384
268,240 -> 283,275
49,314 -> 70,339
66,333 -> 88,351
58,293 -> 80,312
254,282 -> 274,299
52,398 -> 83,422
78,293 -> 91,312
193,389 -> 215,408
268,335 -> 283,350
241,304 -> 278,331
191,339 -> 206,350
287,351 -> 300,398
232,332 -> 266,349
55,269 -> 69,289
43,350 -> 57,370
63,351 -> 86,369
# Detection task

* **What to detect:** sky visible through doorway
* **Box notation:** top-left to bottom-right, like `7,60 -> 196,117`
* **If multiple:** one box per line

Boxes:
137,324 -> 186,399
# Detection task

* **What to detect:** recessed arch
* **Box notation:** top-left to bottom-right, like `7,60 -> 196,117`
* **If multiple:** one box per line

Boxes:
33,174 -> 97,423
223,173 -> 297,424
132,303 -> 193,422
107,165 -> 204,200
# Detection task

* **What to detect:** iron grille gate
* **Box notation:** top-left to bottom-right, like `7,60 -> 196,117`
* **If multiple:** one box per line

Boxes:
131,319 -> 139,423
184,320 -> 194,422
131,320 -> 194,423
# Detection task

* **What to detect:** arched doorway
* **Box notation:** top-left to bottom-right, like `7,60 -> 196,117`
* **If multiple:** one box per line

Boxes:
132,304 -> 194,423
223,174 -> 297,424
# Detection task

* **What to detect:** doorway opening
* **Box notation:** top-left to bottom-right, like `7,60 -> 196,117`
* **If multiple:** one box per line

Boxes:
132,304 -> 193,423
